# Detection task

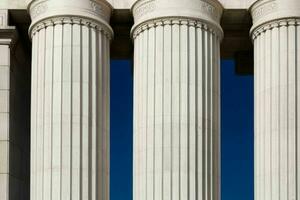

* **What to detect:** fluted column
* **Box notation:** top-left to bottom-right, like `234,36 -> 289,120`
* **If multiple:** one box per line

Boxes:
250,0 -> 300,199
28,0 -> 112,199
131,0 -> 223,199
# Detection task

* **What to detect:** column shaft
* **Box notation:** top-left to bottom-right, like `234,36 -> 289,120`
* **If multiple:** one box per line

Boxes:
253,20 -> 300,200
250,0 -> 300,199
132,12 -> 222,200
30,20 -> 110,200
28,0 -> 113,199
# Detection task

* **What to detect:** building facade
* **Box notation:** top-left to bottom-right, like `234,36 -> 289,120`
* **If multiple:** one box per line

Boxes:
0,0 -> 299,199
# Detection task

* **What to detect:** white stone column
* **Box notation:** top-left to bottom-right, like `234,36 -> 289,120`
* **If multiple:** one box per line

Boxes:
250,0 -> 300,199
131,0 -> 223,199
28,0 -> 112,199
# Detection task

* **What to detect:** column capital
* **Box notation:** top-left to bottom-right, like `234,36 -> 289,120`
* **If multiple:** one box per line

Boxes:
131,0 -> 223,39
28,0 -> 113,38
250,0 -> 300,39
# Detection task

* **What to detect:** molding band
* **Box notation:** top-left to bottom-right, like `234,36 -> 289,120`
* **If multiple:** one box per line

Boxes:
250,0 -> 300,39
251,18 -> 300,40
28,0 -> 113,38
132,17 -> 223,39
30,16 -> 113,39
131,0 -> 223,40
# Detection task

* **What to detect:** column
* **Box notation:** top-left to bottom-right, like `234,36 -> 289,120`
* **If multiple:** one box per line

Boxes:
131,0 -> 223,199
250,0 -> 300,199
28,0 -> 112,199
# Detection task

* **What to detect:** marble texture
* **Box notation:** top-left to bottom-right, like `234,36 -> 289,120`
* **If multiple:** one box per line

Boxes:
132,0 -> 222,199
251,0 -> 300,199
28,0 -> 112,199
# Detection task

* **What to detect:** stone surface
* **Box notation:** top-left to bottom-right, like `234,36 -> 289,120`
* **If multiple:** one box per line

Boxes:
0,141 -> 9,173
0,67 -> 10,90
0,90 -> 9,113
1,1 -> 300,200
28,0 -> 112,199
0,0 -> 257,9
2,1 -> 256,74
0,113 -> 9,141
132,0 -> 222,199
0,35 -> 10,144
0,45 -> 9,66
0,21 -> 12,199
0,174 -> 9,200
250,0 -> 300,199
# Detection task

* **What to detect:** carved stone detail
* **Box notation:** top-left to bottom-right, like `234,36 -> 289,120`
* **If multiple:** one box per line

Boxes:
133,0 -> 222,21
90,1 -> 103,13
195,0 -> 220,21
89,0 -> 111,22
251,0 -> 277,24
28,0 -> 113,38
132,0 -> 221,22
251,18 -> 300,40
133,0 -> 156,20
131,0 -> 223,39
132,17 -> 223,39
31,16 -> 112,39
30,0 -> 48,19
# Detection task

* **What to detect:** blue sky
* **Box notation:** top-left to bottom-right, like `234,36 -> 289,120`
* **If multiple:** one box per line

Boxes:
110,60 -> 254,200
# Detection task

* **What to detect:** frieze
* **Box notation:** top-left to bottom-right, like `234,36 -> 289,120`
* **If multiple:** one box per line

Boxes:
133,0 -> 156,21
91,1 -> 103,14
30,0 -> 48,19
132,0 -> 222,27
29,0 -> 112,26
89,0 -> 111,22
195,0 -> 220,21
251,0 -> 277,23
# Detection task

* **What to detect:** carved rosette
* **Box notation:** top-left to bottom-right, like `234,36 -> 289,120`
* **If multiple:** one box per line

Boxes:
131,0 -> 223,39
28,0 -> 113,38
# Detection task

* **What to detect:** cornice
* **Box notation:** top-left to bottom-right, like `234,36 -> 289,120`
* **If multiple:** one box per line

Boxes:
28,0 -> 113,38
131,0 -> 223,39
